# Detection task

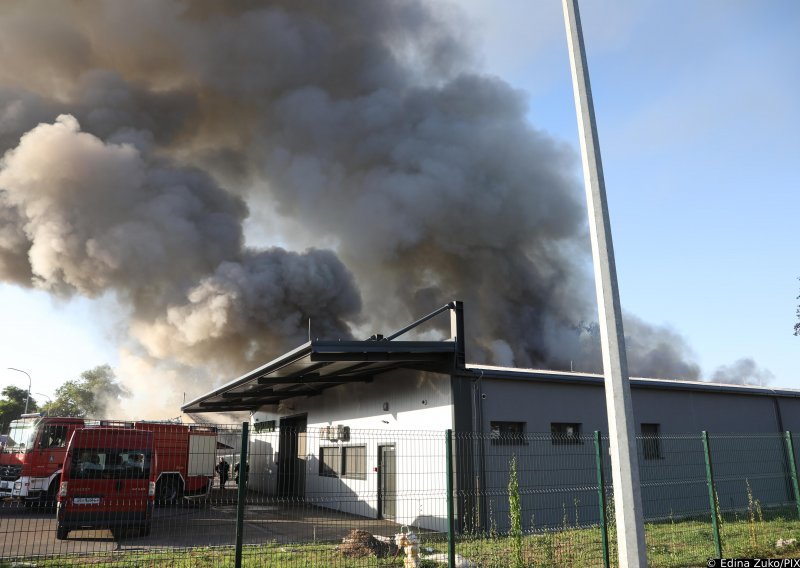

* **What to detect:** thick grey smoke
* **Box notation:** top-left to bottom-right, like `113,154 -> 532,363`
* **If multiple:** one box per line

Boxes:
539,315 -> 701,379
0,113 -> 361,376
0,0 -> 715,409
710,358 -> 774,386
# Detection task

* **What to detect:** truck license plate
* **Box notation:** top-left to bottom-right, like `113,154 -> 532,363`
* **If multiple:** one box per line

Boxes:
73,497 -> 101,505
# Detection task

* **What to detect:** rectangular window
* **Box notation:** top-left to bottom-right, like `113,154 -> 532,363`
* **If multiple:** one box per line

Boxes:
342,446 -> 366,479
641,423 -> 662,460
551,422 -> 582,445
319,446 -> 341,477
490,421 -> 526,445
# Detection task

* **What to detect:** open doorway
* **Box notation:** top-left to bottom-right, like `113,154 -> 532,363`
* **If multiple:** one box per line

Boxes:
277,415 -> 307,499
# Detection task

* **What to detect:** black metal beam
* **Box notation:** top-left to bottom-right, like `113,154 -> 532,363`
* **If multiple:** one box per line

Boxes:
310,351 -> 453,361
258,378 -> 351,387
256,361 -> 330,385
222,389 -> 275,399
219,385 -> 335,403
197,401 -> 258,411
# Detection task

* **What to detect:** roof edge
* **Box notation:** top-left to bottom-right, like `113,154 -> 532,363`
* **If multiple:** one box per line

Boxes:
181,341 -> 313,412
465,363 -> 800,398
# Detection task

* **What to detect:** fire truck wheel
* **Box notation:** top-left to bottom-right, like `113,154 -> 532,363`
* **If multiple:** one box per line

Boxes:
156,477 -> 182,505
43,477 -> 60,510
56,524 -> 69,540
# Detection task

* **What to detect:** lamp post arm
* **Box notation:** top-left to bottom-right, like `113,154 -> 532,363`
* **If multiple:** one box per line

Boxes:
7,368 -> 32,415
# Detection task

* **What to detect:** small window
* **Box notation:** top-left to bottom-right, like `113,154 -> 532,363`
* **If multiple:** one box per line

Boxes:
551,422 -> 583,445
319,446 -> 341,477
490,421 -> 526,445
641,423 -> 662,460
253,420 -> 276,433
343,446 -> 366,479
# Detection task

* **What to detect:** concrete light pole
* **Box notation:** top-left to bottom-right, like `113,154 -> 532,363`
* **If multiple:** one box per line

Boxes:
561,1 -> 648,566
7,367 -> 32,415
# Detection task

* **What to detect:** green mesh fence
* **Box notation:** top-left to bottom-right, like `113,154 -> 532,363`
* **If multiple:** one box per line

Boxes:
3,425 -> 800,567
451,430 -> 607,567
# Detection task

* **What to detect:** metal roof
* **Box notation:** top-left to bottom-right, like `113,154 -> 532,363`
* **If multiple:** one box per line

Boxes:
466,364 -> 800,398
181,339 -> 457,413
182,298 -> 800,415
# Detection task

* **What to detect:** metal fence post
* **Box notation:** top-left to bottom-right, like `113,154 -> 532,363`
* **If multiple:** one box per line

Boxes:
702,431 -> 722,558
446,429 -> 455,568
594,431 -> 610,568
784,431 -> 800,519
234,421 -> 249,568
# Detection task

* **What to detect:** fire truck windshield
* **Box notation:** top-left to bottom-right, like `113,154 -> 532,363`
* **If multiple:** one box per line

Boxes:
4,418 -> 41,453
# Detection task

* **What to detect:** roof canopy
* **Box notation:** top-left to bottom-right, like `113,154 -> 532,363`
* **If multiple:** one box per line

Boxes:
181,339 -> 457,413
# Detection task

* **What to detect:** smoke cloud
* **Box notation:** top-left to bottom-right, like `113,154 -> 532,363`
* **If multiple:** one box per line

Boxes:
709,358 -> 774,386
0,0 -> 721,414
0,112 -> 361,394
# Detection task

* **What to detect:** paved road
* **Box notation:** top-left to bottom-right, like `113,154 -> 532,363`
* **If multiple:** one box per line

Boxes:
0,493 -> 408,560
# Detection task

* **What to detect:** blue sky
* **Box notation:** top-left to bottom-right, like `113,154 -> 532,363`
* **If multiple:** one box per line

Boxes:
1,0 -> 798,398
456,0 -> 799,386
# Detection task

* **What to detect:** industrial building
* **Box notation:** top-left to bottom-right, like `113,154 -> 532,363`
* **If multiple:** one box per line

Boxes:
182,301 -> 800,533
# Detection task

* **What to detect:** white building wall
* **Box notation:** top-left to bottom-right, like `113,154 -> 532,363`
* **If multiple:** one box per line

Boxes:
247,433 -> 278,495
250,369 -> 453,532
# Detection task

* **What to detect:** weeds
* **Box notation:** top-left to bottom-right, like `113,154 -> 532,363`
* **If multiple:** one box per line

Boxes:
507,455 -> 524,568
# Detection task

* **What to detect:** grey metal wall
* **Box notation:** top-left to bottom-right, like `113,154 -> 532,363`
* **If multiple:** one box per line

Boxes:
472,377 -> 798,532
476,378 -> 789,435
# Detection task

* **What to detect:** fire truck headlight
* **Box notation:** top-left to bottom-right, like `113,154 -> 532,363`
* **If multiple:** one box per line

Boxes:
59,481 -> 68,497
13,481 -> 21,491
148,481 -> 156,497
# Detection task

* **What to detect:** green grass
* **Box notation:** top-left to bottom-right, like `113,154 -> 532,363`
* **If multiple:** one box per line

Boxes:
2,544 -> 417,568
4,511 -> 800,568
456,509 -> 800,568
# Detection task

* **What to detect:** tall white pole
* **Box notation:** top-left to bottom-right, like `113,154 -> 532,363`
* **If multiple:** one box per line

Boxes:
561,1 -> 648,566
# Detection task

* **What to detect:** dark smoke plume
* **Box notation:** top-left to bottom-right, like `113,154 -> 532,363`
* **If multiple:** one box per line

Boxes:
0,0 -> 712,411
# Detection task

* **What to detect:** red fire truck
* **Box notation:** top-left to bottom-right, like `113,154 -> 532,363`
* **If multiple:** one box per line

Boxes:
56,427 -> 156,539
0,414 -> 217,506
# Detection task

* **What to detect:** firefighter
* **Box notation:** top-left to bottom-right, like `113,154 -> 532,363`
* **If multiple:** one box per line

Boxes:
78,451 -> 103,475
125,452 -> 145,470
233,461 -> 249,485
216,457 -> 230,488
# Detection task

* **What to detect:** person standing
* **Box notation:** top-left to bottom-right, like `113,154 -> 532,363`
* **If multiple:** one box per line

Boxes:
216,457 -> 230,488
234,461 -> 249,485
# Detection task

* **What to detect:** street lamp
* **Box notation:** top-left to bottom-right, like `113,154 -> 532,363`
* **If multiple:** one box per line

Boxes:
33,393 -> 52,406
7,368 -> 32,415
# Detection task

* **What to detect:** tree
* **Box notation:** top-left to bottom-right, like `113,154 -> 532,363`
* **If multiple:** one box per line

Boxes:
796,279 -> 800,336
45,365 -> 129,418
0,386 -> 38,434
